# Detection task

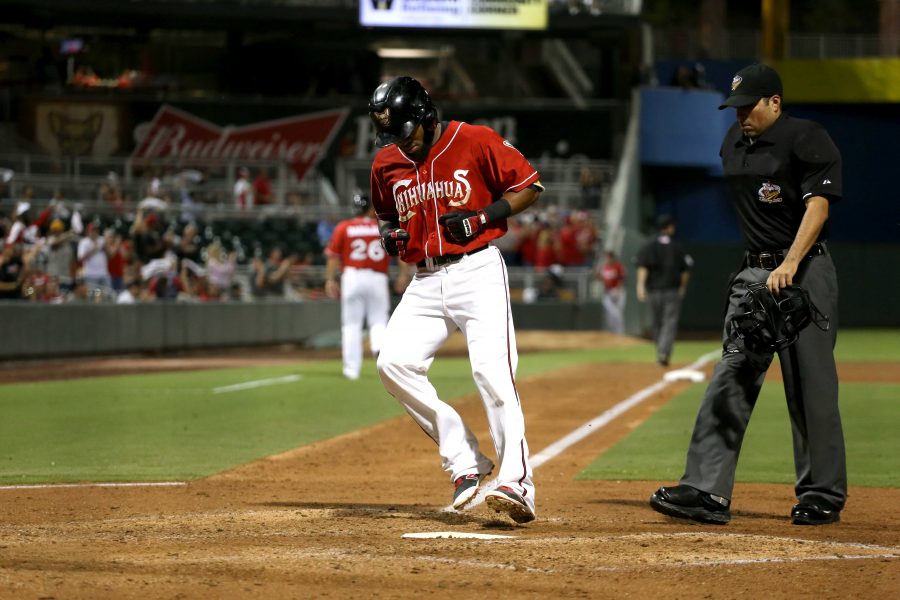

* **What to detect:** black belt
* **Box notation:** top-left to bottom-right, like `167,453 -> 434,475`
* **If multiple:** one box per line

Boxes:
746,242 -> 827,270
417,245 -> 489,269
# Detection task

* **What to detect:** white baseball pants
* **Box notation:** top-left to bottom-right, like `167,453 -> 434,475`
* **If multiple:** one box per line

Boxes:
340,267 -> 390,380
376,246 -> 535,513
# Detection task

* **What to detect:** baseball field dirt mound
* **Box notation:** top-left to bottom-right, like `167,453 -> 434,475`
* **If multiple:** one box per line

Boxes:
0,333 -> 897,598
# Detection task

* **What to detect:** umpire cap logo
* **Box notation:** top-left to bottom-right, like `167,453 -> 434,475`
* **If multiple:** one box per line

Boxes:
731,75 -> 743,91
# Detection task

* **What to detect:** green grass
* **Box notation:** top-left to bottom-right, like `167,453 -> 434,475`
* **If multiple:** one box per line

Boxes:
578,382 -> 900,488
0,329 -> 895,485
834,328 -> 900,362
0,364 -> 406,483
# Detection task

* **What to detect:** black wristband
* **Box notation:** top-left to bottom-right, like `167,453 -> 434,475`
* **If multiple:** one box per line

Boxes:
481,199 -> 512,223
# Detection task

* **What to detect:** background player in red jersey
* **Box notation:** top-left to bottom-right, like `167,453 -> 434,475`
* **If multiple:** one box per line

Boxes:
325,194 -> 407,380
368,76 -> 544,523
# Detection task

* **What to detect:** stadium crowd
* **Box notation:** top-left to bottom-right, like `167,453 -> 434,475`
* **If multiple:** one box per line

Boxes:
1,190 -> 604,305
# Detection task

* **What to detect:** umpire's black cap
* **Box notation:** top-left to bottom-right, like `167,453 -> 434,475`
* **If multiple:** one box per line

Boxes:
656,214 -> 675,230
719,63 -> 783,109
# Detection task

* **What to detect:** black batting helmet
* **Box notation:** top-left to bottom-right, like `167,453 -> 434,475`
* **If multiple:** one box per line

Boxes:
353,193 -> 371,214
368,76 -> 437,148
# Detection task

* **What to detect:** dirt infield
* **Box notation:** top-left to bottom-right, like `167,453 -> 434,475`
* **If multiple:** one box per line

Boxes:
1,332 -> 898,598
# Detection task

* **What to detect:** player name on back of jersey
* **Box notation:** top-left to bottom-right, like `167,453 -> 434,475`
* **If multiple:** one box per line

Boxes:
347,223 -> 380,237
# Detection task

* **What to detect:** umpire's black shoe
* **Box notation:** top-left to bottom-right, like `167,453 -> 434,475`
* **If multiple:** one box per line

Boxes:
791,502 -> 840,526
649,485 -> 731,525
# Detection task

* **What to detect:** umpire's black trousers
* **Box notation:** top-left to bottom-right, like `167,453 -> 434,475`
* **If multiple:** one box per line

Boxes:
679,252 -> 847,510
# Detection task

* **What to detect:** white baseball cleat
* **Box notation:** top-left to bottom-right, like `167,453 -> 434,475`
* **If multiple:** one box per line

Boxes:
484,486 -> 535,523
451,473 -> 483,510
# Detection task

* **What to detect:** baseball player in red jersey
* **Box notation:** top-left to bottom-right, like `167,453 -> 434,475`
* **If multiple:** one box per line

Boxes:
325,194 -> 407,380
368,76 -> 544,523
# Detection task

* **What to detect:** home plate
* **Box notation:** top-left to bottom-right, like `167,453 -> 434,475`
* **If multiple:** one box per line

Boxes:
402,532 -> 516,540
663,368 -> 706,383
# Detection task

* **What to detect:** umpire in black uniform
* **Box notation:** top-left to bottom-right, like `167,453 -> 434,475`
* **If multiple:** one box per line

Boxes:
649,63 -> 846,526
636,215 -> 693,366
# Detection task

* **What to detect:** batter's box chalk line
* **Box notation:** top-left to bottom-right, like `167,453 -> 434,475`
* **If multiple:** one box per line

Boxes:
402,531 -> 516,540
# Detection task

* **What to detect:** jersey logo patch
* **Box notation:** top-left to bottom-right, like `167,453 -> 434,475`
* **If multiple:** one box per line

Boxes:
758,181 -> 783,204
731,75 -> 743,91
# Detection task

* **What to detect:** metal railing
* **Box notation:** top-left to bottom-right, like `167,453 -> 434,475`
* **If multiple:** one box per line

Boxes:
334,156 -> 614,211
2,152 -> 614,213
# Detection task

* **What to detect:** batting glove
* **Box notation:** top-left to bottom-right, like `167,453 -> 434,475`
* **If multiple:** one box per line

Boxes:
439,210 -> 488,244
381,228 -> 410,256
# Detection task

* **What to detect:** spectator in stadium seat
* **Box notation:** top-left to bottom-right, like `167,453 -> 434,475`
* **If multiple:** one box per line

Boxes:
233,167 -> 254,210
105,229 -> 128,292
251,246 -> 292,298
205,240 -> 237,297
316,213 -> 337,247
44,218 -> 78,292
77,223 -> 111,290
558,211 -> 597,267
253,169 -> 273,206
5,201 -> 43,248
532,224 -> 559,271
116,279 -> 143,304
148,270 -> 186,301
0,244 -> 26,300
65,277 -> 94,303
131,209 -> 167,264
494,216 -> 525,267
175,222 -> 202,267
289,251 -> 325,300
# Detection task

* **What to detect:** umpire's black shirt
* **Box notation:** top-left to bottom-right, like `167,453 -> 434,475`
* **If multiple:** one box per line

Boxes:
720,113 -> 842,252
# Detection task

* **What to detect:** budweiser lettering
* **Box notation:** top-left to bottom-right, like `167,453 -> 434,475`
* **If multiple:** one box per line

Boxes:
133,105 -> 348,180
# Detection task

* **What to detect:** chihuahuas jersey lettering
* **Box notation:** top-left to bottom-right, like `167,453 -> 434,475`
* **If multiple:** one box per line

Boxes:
370,121 -> 542,263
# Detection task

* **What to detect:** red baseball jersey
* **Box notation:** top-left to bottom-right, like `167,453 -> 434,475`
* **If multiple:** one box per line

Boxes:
599,261 -> 626,290
325,215 -> 391,274
370,121 -> 543,263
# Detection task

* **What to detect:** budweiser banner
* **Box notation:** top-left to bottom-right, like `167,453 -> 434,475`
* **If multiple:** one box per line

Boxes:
132,105 -> 349,180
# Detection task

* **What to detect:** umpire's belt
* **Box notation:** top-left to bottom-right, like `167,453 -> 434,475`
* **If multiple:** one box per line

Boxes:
417,245 -> 488,271
746,242 -> 827,270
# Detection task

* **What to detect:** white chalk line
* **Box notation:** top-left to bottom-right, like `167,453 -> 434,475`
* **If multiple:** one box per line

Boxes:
644,531 -> 900,553
0,481 -> 186,491
453,350 -> 721,513
212,374 -> 303,394
530,349 -> 720,470
406,531 -> 899,573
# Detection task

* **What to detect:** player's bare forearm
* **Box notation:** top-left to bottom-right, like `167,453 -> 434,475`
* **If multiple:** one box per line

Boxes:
767,196 -> 829,293
502,185 -> 541,217
324,256 -> 341,298
636,267 -> 648,302
679,271 -> 690,297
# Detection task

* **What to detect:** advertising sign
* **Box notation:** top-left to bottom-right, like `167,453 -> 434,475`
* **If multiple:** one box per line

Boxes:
361,0 -> 547,30
132,105 -> 348,181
